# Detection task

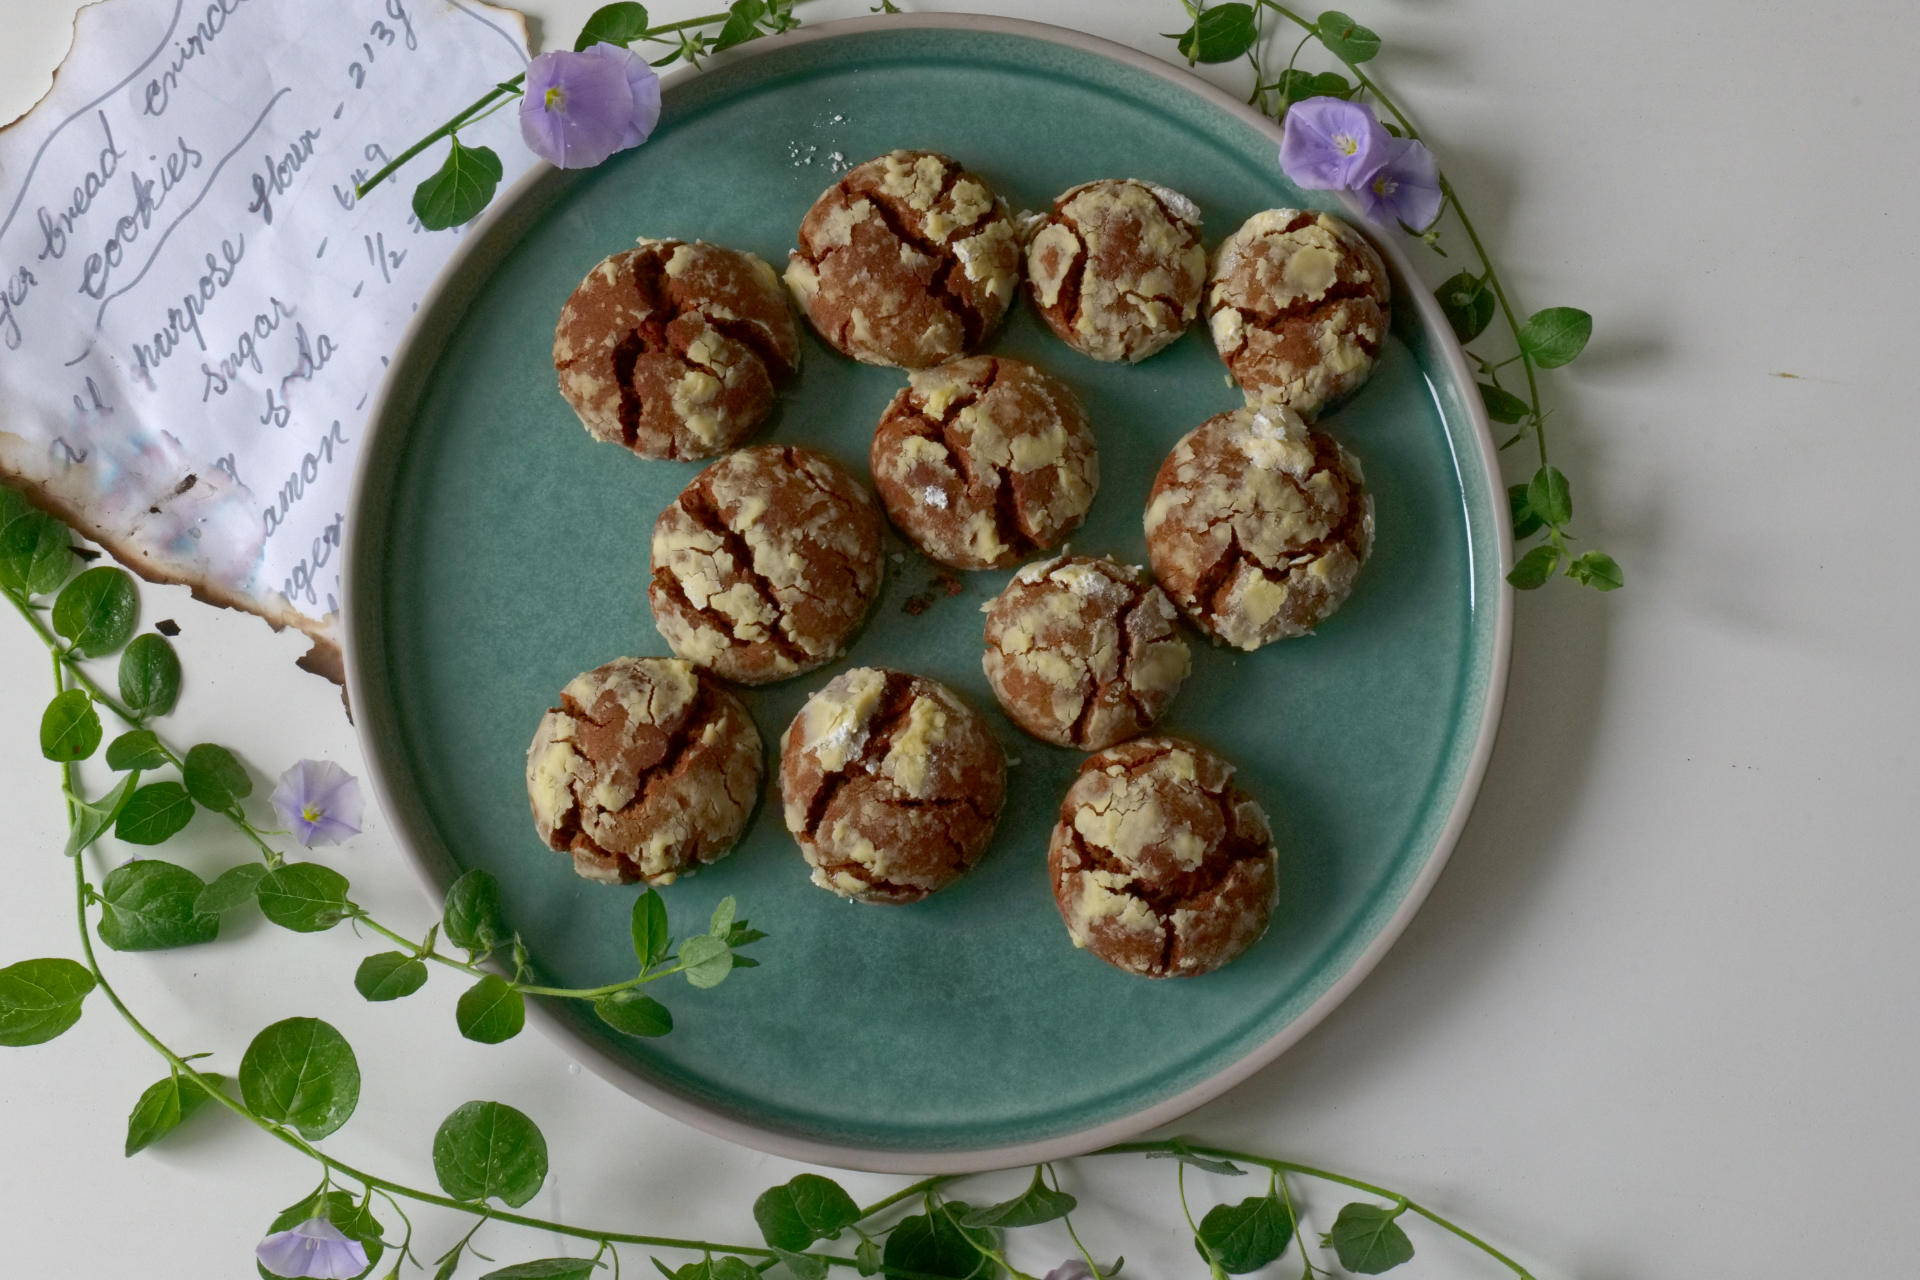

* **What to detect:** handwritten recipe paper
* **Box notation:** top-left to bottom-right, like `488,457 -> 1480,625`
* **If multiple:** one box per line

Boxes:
0,0 -> 533,675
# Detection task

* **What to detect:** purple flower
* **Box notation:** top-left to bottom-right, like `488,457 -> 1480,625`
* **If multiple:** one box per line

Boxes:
1356,134 -> 1442,230
1278,96 -> 1388,191
255,1217 -> 369,1279
271,759 -> 363,847
520,41 -> 662,169
1044,1263 -> 1095,1280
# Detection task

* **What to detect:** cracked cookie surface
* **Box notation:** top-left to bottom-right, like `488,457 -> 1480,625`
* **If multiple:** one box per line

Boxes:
1145,406 -> 1372,650
982,553 -> 1190,750
1048,736 -> 1276,978
1025,178 -> 1207,363
527,657 -> 762,885
785,150 -> 1021,368
649,445 -> 884,684
870,355 -> 1098,570
553,238 -> 799,461
779,667 -> 1007,904
1205,209 -> 1389,417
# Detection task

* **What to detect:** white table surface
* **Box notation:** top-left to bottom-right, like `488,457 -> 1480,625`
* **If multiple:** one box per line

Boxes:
4,2 -> 1916,1277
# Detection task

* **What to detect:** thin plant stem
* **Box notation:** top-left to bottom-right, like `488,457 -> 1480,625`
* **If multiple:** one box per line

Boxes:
7,587 -> 143,724
1099,1141 -> 1535,1279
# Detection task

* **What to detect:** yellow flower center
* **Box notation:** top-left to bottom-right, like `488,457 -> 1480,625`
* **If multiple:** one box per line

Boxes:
1335,133 -> 1360,156
301,804 -> 322,823
545,85 -> 566,112
1372,173 -> 1396,195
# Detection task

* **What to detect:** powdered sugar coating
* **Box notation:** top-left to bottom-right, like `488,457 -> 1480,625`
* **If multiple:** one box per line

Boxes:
785,150 -> 1021,368
527,656 -> 762,885
553,239 -> 798,460
649,446 -> 884,684
982,553 -> 1190,749
1048,736 -> 1277,978
780,667 -> 1007,903
1205,209 -> 1389,416
1145,406 -> 1373,650
1025,178 -> 1207,363
870,356 -> 1098,570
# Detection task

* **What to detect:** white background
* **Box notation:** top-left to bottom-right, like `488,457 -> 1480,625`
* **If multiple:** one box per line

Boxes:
4,1 -> 1918,1277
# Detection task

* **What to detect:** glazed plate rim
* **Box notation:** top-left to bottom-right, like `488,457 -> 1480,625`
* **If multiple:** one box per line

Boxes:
342,12 -> 1514,1175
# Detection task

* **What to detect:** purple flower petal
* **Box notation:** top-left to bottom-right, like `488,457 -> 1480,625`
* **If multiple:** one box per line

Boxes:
1278,96 -> 1388,191
520,44 -> 661,169
583,41 -> 661,151
1044,1263 -> 1095,1280
271,759 -> 363,848
256,1218 -> 369,1280
1356,135 -> 1443,230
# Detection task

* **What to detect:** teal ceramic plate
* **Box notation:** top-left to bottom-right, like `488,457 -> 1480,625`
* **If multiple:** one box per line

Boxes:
345,16 -> 1511,1172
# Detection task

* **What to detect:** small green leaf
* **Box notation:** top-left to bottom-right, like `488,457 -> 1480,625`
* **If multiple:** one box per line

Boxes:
678,933 -> 733,989
97,859 -> 219,951
0,957 -> 96,1046
1324,1203 -> 1415,1274
709,895 -> 738,938
755,1173 -> 863,1251
631,888 -> 670,967
257,1190 -> 384,1280
114,781 -> 195,845
1507,485 -> 1543,540
412,138 -> 504,231
51,565 -> 139,656
239,1016 -> 361,1139
595,990 -> 672,1037
711,0 -> 768,51
1506,542 -> 1561,590
959,1166 -> 1077,1229
1516,306 -> 1592,368
183,742 -> 252,813
1176,3 -> 1258,63
196,863 -> 270,915
777,1250 -> 828,1280
1273,69 -> 1353,104
118,633 -> 182,717
854,1237 -> 882,1277
444,868 -> 510,959
1477,382 -> 1530,425
257,863 -> 352,933
881,1210 -> 991,1280
65,773 -> 139,858
1315,10 -> 1382,62
456,975 -> 526,1044
40,689 -> 101,762
105,728 -> 169,771
432,1099 -> 550,1206
1196,1194 -> 1293,1273
0,498 -> 75,598
1145,1145 -> 1247,1176
1526,465 -> 1573,526
1568,550 -> 1624,591
653,1259 -> 709,1280
574,1 -> 650,49
356,952 -> 430,1001
481,1261 -> 603,1280
125,1072 -> 224,1156
710,1259 -> 760,1280
1436,273 -> 1494,343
